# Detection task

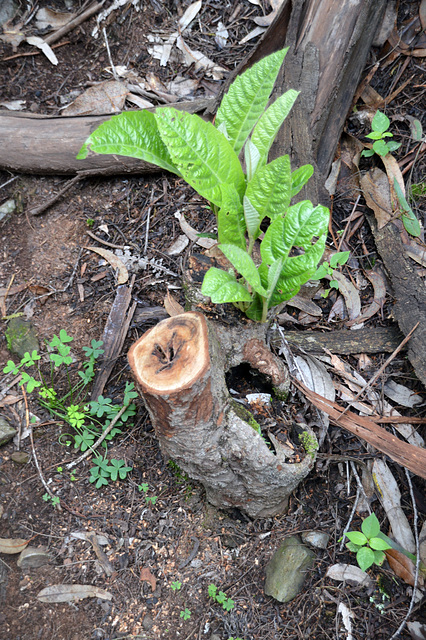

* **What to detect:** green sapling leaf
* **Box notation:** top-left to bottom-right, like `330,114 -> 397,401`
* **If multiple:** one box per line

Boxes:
369,537 -> 392,551
372,139 -> 390,157
361,512 -> 380,539
155,107 -> 245,208
251,89 -> 299,169
329,251 -> 350,269
219,244 -> 267,296
217,184 -> 246,250
215,47 -> 289,154
243,196 -> 261,243
356,546 -> 375,572
291,164 -> 314,197
371,110 -> 390,134
201,268 -> 252,304
77,110 -> 180,175
345,531 -> 368,546
245,155 -> 292,222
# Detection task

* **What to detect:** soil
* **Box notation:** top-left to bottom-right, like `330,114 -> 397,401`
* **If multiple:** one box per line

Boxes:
0,2 -> 425,640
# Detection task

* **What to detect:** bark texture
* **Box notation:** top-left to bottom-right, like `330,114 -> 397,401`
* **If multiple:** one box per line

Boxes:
128,312 -> 315,518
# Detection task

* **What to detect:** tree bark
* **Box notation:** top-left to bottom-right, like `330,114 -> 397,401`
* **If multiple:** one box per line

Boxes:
128,312 -> 316,518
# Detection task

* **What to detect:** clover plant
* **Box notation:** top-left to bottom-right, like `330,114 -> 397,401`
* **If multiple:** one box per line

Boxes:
77,48 -> 330,322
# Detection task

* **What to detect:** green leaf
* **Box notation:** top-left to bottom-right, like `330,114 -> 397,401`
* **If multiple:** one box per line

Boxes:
245,155 -> 292,222
346,531 -> 368,546
356,546 -> 375,572
393,178 -> 421,237
386,140 -> 401,153
372,550 -> 386,566
372,139 -> 390,157
243,196 -> 261,242
329,251 -> 350,268
291,164 -> 314,197
216,47 -> 289,154
366,131 -> 385,141
219,244 -> 267,296
201,268 -> 252,304
371,110 -> 390,134
369,537 -> 392,551
361,149 -> 375,158
361,513 -> 380,539
155,108 -> 245,208
251,89 -> 299,169
266,257 -> 284,299
217,184 -> 246,250
4,360 -> 19,375
77,110 -> 180,175
208,584 -> 217,599
346,541 -> 362,553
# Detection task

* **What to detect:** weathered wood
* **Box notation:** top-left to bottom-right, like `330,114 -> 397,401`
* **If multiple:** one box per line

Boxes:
0,99 -> 213,175
128,312 -> 316,518
368,220 -> 426,387
278,326 -> 405,355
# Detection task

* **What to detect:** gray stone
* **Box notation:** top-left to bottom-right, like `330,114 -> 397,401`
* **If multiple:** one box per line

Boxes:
11,451 -> 30,464
301,530 -> 330,550
0,416 -> 16,446
17,546 -> 51,568
264,535 -> 316,603
142,614 -> 154,631
5,318 -> 39,360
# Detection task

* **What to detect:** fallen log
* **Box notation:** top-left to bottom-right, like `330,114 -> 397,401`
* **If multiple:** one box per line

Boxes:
128,312 -> 316,518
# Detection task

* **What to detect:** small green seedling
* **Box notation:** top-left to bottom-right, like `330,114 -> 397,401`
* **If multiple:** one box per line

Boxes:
180,608 -> 191,620
361,110 -> 401,158
78,48 -> 330,323
208,584 -> 235,612
393,178 -> 421,238
311,250 -> 350,296
89,457 -> 132,488
344,513 -> 392,572
171,581 -> 182,591
42,493 -> 60,507
138,482 -> 158,505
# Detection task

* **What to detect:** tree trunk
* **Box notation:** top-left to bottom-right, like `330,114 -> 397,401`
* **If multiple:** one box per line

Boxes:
128,312 -> 316,518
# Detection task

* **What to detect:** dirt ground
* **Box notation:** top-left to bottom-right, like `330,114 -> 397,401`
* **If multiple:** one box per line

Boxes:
0,1 -> 425,639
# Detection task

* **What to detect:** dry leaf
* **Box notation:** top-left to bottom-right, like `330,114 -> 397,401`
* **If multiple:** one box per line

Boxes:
85,246 -> 128,284
385,548 -> 417,587
62,81 -> 127,116
347,269 -> 386,327
326,563 -> 373,587
383,380 -> 422,408
0,537 -> 29,554
126,93 -> 155,109
164,291 -> 184,317
0,24 -> 25,50
26,36 -> 58,65
37,584 -> 112,603
331,271 -> 362,323
174,211 -> 216,248
140,567 -> 156,591
407,621 -> 426,640
178,0 -> 202,30
176,35 -> 226,80
360,167 -> 393,229
35,7 -> 76,30
0,100 -> 26,110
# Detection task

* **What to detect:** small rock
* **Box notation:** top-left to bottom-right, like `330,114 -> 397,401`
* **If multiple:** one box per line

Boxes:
0,198 -> 16,223
301,530 -> 330,549
17,546 -> 51,568
11,451 -> 30,464
265,535 -> 316,603
5,318 -> 40,360
142,614 -> 154,631
0,417 -> 17,446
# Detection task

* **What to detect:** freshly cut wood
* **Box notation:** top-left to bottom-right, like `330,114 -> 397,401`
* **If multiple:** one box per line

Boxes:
128,312 -> 316,518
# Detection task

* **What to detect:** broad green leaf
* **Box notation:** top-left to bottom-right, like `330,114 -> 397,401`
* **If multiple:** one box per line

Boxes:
218,185 -> 246,250
361,513 -> 380,539
243,196 -> 261,242
386,140 -> 401,153
372,139 -> 389,157
369,537 -> 392,551
372,550 -> 386,566
346,541 -> 361,553
245,294 -> 264,322
291,164 -> 314,197
402,212 -> 421,237
155,108 -> 245,207
329,251 -> 350,268
201,268 -> 252,303
346,531 -> 368,546
261,201 -> 329,265
219,244 -> 267,296
371,110 -> 390,134
76,111 -> 180,175
246,155 -> 292,221
216,48 -> 289,154
251,89 -> 299,169
266,257 -> 284,299
365,131 -> 385,140
356,546 -> 375,572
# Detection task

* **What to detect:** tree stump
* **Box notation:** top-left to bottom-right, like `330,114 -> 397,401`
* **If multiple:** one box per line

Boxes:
128,312 -> 316,518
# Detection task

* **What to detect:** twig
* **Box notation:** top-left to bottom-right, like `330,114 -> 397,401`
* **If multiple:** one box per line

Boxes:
339,486 -> 361,551
144,187 -> 155,256
338,323 -> 419,419
45,1 -> 106,45
66,402 -> 129,469
86,230 -> 127,249
30,169 -> 104,216
22,387 -> 62,511
389,468 -> 420,640
0,176 -> 18,190
102,26 -> 118,80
